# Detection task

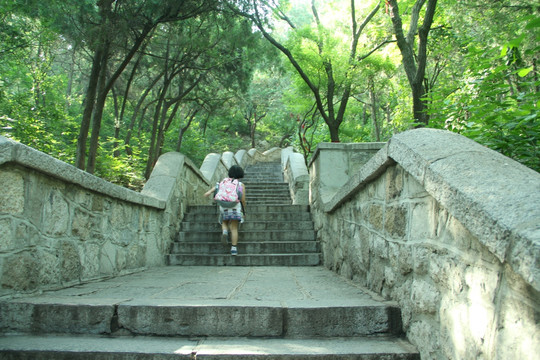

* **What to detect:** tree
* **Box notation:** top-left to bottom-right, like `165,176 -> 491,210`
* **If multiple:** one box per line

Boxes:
387,0 -> 438,126
426,0 -> 540,171
75,0 -> 219,173
230,0 -> 388,142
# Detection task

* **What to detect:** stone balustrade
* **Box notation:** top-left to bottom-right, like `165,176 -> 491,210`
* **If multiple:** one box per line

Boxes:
200,147 -> 282,186
309,128 -> 539,360
0,136 -> 210,297
2,129 -> 538,360
282,149 -> 310,205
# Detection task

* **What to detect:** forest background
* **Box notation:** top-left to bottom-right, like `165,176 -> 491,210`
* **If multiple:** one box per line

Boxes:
1,0 -> 538,189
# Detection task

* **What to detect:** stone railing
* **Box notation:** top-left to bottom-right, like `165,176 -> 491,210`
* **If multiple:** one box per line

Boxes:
281,147 -> 310,205
309,128 -> 539,360
0,136 -> 210,297
200,147 -> 282,186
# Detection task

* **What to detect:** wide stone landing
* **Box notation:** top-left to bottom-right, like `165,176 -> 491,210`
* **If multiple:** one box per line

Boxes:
0,266 -> 419,359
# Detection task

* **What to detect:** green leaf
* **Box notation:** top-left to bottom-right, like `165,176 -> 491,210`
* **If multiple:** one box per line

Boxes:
517,66 -> 533,77
525,16 -> 540,30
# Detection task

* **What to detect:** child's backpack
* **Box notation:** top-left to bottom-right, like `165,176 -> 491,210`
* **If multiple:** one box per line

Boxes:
214,178 -> 242,208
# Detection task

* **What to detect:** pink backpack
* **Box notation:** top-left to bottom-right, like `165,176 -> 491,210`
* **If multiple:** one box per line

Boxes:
214,178 -> 242,207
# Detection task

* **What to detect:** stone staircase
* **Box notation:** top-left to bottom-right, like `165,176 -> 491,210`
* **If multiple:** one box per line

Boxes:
168,162 -> 321,266
0,161 -> 420,359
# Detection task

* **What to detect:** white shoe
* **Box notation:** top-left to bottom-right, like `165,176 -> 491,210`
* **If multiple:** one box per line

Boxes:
221,232 -> 229,245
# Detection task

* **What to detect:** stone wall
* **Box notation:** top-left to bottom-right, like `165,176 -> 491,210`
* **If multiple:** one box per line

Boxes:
309,129 -> 539,360
0,136 -> 210,297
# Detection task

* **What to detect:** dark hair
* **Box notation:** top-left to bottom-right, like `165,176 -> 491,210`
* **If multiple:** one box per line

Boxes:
228,165 -> 244,179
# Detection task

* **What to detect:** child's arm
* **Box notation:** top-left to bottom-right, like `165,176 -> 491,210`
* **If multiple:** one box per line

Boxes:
203,188 -> 214,198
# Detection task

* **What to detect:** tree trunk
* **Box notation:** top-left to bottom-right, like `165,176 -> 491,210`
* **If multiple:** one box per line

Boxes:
388,0 -> 437,126
76,46 -> 103,169
369,82 -> 380,141
125,73 -> 164,156
328,123 -> 340,142
176,108 -> 199,152
145,88 -> 166,179
86,43 -> 110,174
111,86 -> 121,158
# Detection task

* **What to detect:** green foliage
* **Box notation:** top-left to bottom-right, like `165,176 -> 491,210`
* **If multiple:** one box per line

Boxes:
2,0 -> 539,189
427,15 -> 540,172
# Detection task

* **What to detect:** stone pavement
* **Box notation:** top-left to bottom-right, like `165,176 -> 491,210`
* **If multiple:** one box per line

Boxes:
0,266 -> 420,359
2,266 -> 390,312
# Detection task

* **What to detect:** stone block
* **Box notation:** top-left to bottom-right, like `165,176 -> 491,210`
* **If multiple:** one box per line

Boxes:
389,242 -> 413,276
72,206 -> 103,241
0,301 -> 116,334
0,218 -> 13,251
384,204 -> 408,239
1,251 -> 39,290
80,242 -> 100,279
42,191 -> 69,236
409,199 -> 437,241
100,241 -> 117,275
38,249 -> 61,286
221,151 -> 235,169
410,278 -> 440,314
368,204 -> 383,231
385,165 -> 403,201
118,302 -> 283,337
0,169 -> 24,214
61,241 -> 82,283
408,319 -> 441,359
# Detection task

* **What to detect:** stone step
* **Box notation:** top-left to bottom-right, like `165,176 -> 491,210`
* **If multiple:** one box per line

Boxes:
171,241 -> 318,254
244,179 -> 284,184
0,293 -> 399,337
0,334 -> 420,359
246,189 -> 291,196
245,199 -> 292,205
0,266 -> 418,359
168,253 -> 321,266
181,220 -> 314,232
243,181 -> 289,186
246,195 -> 292,201
187,204 -> 310,214
177,230 -> 317,242
0,268 -> 401,337
184,211 -> 312,222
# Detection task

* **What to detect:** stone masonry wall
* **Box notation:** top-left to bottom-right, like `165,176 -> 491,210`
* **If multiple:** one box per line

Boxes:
0,136 -> 210,297
309,129 -> 539,360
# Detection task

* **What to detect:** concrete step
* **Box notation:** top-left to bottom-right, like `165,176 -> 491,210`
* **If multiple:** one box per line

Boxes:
246,199 -> 292,205
181,220 -> 314,232
0,267 -> 402,338
168,253 -> 321,266
246,187 -> 290,197
0,334 -> 420,359
187,204 -> 310,214
177,230 -> 317,242
171,241 -> 319,254
185,211 -> 312,222
0,266 -> 418,359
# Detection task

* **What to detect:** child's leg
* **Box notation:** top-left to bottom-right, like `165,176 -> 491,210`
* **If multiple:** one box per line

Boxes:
229,220 -> 239,246
221,220 -> 229,233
